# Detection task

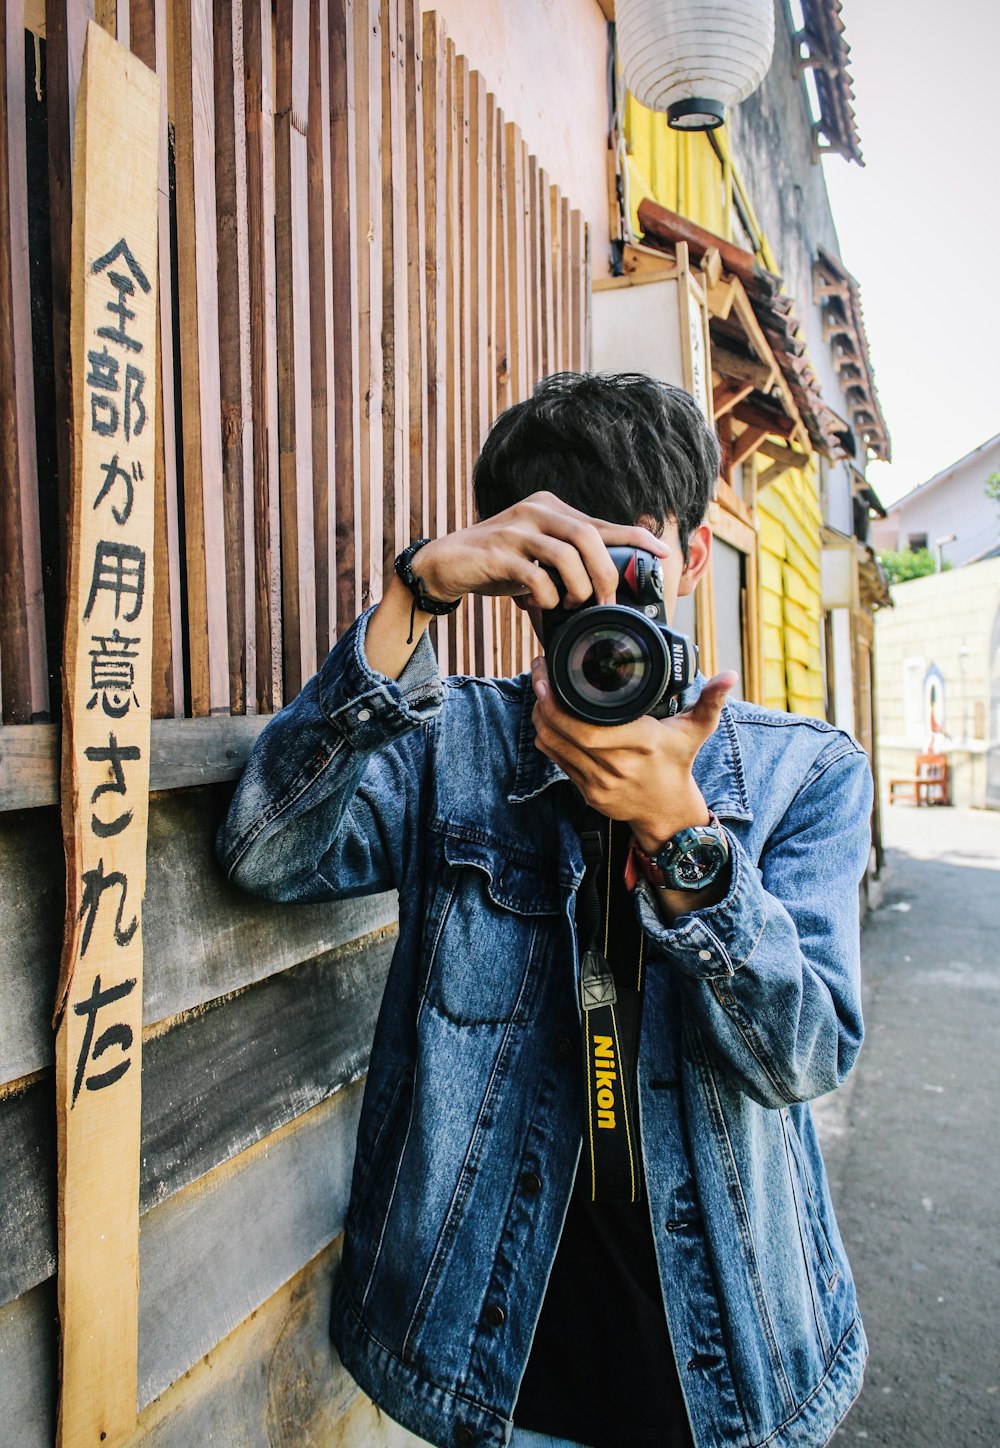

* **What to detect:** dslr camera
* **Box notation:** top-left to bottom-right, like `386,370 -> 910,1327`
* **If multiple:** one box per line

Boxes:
538,546 -> 697,725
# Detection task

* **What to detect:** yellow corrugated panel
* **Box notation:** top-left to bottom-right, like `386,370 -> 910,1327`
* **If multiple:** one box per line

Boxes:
757,510 -> 787,560
624,95 -> 725,236
782,623 -> 811,666
764,659 -> 786,704
786,659 -> 824,716
759,550 -> 783,594
783,596 -> 815,641
782,562 -> 818,612
760,588 -> 783,629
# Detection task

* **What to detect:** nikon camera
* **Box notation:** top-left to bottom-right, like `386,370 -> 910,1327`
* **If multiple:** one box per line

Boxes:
538,546 -> 697,726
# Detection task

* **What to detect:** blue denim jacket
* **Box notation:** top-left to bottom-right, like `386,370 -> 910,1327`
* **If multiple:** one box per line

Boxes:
216,602 -> 873,1448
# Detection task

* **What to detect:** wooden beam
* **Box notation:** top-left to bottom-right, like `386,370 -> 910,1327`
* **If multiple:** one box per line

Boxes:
711,342 -> 774,392
731,424 -> 769,468
712,381 -> 755,419
55,23 -> 159,1446
757,438 -> 806,470
732,397 -> 798,440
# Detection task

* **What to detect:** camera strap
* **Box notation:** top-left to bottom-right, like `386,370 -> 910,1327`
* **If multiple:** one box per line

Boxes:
574,805 -> 646,1204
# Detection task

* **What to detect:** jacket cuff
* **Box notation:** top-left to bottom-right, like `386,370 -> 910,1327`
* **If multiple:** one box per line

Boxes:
632,827 -> 768,980
318,602 -> 445,751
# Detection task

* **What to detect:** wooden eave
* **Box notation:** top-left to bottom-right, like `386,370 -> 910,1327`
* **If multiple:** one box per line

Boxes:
796,0 -> 864,165
813,250 -> 891,461
635,200 -> 847,459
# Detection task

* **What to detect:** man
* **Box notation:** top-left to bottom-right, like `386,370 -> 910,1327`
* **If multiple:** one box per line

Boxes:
216,372 -> 872,1448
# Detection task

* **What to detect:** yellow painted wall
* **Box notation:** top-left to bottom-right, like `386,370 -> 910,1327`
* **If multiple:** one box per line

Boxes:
757,461 -> 825,716
623,93 -> 825,718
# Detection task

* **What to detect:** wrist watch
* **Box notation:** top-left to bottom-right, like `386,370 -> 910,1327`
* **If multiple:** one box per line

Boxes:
628,811 -> 730,892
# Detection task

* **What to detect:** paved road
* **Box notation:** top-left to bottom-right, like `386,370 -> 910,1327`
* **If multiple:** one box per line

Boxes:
821,804 -> 1000,1446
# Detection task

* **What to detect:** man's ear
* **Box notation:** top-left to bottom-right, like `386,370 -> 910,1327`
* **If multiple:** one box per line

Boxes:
677,522 -> 713,596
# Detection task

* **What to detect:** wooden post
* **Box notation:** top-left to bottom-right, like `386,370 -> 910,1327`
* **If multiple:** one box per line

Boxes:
54,22 -> 158,1448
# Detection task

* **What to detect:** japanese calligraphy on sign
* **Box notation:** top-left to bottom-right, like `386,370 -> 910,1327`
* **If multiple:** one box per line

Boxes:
54,24 -> 160,1448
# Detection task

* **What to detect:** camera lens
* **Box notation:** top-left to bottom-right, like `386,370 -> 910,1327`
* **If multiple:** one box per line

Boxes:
568,624 -> 651,710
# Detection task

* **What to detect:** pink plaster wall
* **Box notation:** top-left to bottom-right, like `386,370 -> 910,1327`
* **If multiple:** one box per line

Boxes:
421,0 -> 612,274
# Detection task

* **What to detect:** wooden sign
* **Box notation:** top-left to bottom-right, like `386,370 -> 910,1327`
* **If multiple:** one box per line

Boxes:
54,23 -> 160,1448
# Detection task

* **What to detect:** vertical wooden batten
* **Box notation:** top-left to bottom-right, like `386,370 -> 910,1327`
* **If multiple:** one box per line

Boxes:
129,0 -> 185,719
0,0 -> 49,723
307,0 -> 337,658
353,0 -> 383,612
402,0 -> 428,546
212,0 -> 257,714
242,0 -> 281,710
379,0 -> 408,591
275,0 -> 317,700
328,0 -> 362,632
169,0 -> 229,715
420,10 -> 449,674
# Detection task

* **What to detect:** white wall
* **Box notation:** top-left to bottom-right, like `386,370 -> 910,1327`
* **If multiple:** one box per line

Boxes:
870,437 -> 1000,566
421,0 -> 611,272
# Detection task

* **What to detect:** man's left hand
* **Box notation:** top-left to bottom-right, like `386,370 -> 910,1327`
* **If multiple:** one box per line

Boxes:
529,656 -> 738,855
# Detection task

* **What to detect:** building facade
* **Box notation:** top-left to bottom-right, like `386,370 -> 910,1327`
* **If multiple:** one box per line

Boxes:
870,432 -> 1000,569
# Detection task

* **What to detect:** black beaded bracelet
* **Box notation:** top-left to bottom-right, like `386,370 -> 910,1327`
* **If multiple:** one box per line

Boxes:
393,538 -> 462,644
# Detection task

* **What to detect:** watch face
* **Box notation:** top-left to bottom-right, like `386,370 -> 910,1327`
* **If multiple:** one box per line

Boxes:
667,829 -> 728,890
674,846 -> 722,887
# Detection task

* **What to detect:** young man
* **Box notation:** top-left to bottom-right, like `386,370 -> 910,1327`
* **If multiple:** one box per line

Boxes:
216,372 -> 872,1448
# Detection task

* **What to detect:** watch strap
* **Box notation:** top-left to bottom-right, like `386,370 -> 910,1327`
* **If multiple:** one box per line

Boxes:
624,810 -> 726,892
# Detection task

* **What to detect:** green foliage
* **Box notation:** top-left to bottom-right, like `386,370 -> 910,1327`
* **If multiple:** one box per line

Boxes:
987,470 -> 1000,515
878,547 -> 951,585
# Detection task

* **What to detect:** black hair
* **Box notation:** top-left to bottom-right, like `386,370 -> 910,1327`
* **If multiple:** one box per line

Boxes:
472,371 -> 721,558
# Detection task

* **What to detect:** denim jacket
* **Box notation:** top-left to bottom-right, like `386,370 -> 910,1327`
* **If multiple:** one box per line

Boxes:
216,601 -> 873,1448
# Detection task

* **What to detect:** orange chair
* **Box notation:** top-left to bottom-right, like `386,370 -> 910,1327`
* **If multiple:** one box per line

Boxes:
889,752 -> 950,806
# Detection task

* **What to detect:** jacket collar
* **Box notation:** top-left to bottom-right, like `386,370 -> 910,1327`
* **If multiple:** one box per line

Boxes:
507,671 -> 753,823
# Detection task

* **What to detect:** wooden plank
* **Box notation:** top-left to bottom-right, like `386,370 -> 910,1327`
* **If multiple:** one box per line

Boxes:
548,181 -> 562,373
456,52 -> 475,673
275,0 -> 317,700
353,0 -> 384,611
380,0 -> 408,590
45,0 -> 94,653
329,0 -> 362,632
243,0 -> 282,711
137,1079 -> 364,1407
170,0 -> 231,717
569,206 -> 583,371
55,24 -> 159,1443
212,0 -> 256,716
0,930 -> 393,1312
503,121 -> 527,404
402,0 -> 428,547
0,0 -> 49,723
0,1280 -> 57,1448
0,784 -> 399,1087
558,196 -> 571,372
130,0 -> 184,719
420,11 -> 449,674
526,151 -> 539,386
484,89 -> 502,676
443,37 -> 464,673
307,0 -> 337,658
468,70 -> 491,676
537,167 -> 553,378
125,1241 -> 422,1448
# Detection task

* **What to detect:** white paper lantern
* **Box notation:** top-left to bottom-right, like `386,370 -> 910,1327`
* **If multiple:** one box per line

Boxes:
616,0 -> 775,130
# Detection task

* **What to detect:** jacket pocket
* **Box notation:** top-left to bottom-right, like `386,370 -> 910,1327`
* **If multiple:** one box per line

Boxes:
783,1110 -> 839,1292
420,829 -> 563,1027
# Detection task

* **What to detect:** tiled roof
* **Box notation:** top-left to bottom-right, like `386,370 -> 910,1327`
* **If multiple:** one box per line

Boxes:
797,0 -> 864,164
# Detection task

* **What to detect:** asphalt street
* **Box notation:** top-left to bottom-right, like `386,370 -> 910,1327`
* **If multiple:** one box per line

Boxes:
820,803 -> 1000,1446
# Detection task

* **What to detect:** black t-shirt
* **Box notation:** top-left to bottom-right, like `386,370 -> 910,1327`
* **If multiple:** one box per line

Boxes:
513,816 -> 695,1448
513,1167 -> 695,1448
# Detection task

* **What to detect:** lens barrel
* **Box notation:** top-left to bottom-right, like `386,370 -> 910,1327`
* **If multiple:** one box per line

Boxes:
547,604 -> 673,725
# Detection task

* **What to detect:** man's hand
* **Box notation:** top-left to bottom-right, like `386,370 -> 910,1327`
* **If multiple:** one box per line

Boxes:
529,656 -> 738,853
411,491 -> 671,608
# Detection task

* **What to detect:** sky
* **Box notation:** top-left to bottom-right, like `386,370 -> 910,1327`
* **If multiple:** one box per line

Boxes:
817,0 -> 1000,508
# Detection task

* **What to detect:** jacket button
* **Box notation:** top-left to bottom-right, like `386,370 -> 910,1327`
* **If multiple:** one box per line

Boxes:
555,1035 -> 574,1059
455,1429 -> 475,1446
484,1303 -> 506,1328
520,1171 -> 542,1195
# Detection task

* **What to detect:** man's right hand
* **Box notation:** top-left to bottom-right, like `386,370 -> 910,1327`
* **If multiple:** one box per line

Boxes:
413,492 -> 672,611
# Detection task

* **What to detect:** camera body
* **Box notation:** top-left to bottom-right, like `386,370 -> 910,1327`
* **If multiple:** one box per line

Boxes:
538,546 -> 697,725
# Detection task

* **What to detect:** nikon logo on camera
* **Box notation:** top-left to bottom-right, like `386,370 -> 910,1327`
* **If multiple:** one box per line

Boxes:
594,1035 -> 618,1129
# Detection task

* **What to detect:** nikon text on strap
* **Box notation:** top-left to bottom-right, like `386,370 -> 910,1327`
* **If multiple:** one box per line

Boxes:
575,806 -> 646,1204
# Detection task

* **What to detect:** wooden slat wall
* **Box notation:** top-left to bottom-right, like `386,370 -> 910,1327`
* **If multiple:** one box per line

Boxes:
3,3 -> 587,724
